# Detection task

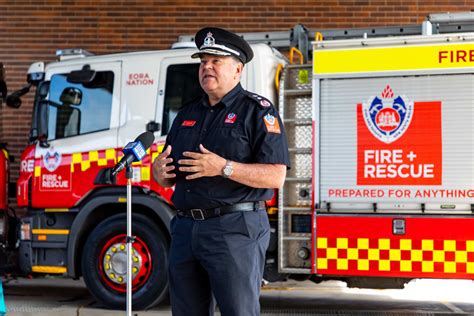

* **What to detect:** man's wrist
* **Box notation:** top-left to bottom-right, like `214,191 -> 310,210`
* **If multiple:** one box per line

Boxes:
222,160 -> 234,178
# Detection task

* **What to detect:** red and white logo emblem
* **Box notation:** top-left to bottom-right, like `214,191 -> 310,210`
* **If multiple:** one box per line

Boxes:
357,85 -> 442,186
362,85 -> 413,144
224,113 -> 237,124
43,147 -> 61,172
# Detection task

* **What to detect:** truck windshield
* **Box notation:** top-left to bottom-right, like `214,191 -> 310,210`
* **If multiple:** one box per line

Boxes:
47,71 -> 114,140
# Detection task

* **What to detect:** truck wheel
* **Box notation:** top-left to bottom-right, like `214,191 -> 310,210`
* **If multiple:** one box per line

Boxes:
82,213 -> 169,310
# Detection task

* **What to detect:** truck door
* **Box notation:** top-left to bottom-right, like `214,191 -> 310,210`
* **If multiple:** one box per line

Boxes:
154,56 -> 202,143
33,62 -> 122,208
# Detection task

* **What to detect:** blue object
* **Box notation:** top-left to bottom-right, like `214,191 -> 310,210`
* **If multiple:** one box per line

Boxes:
0,281 -> 6,315
122,140 -> 146,162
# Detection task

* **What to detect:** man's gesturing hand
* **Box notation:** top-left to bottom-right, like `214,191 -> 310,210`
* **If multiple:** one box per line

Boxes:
152,145 -> 176,187
179,144 -> 226,180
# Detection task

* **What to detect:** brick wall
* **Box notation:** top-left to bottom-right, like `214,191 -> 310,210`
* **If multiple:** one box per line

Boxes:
0,0 -> 472,181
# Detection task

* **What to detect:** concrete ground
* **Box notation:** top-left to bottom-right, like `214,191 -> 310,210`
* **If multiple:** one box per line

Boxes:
2,277 -> 474,315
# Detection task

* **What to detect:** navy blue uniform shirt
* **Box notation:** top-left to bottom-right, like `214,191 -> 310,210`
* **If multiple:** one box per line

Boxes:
165,83 -> 290,210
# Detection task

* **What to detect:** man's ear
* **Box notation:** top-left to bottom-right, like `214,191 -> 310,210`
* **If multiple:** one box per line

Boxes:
235,62 -> 244,77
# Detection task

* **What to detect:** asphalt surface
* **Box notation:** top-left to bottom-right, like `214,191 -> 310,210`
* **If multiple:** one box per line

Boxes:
2,277 -> 474,315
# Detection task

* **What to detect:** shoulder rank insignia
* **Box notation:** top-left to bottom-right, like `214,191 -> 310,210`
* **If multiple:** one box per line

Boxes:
245,91 -> 273,109
260,99 -> 271,107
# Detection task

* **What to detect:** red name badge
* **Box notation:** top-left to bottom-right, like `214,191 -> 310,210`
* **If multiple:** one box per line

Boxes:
181,120 -> 196,127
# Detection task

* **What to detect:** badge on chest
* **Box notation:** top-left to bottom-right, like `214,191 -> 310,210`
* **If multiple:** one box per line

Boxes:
224,112 -> 237,124
181,120 -> 196,127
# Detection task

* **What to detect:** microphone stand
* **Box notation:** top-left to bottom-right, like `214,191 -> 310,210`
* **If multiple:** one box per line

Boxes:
125,165 -> 134,316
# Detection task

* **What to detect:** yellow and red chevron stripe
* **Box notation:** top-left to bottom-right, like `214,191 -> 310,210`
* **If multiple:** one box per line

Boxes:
31,142 -> 169,208
34,144 -> 165,179
317,237 -> 474,274
71,148 -> 117,172
315,216 -> 474,279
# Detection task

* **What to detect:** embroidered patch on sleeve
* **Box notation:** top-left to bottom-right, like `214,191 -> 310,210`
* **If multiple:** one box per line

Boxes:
263,114 -> 281,134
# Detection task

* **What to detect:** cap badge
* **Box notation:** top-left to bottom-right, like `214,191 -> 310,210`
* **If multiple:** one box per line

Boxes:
203,32 -> 215,48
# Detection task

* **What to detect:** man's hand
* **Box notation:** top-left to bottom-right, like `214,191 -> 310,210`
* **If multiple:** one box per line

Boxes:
178,144 -> 226,180
152,145 -> 176,187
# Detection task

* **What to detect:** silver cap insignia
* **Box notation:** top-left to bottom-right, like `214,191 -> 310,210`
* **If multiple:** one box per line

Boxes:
202,32 -> 215,48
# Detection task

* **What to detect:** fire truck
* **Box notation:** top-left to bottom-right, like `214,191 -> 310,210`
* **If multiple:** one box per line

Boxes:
0,62 -> 8,216
1,63 -> 13,275
1,12 -> 473,310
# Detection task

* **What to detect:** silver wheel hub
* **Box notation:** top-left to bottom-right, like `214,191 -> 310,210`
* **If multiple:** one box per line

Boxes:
103,242 -> 142,285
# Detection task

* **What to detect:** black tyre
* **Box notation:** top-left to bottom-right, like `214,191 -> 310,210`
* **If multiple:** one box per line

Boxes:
82,213 -> 169,310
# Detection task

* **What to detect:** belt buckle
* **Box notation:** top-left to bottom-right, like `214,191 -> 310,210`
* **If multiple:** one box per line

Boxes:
190,209 -> 205,220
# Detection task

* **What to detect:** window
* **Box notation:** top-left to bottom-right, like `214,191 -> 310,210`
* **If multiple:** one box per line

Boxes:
47,71 -> 114,140
162,63 -> 202,136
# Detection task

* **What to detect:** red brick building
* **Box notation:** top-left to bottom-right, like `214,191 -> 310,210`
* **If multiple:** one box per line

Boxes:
0,0 -> 472,178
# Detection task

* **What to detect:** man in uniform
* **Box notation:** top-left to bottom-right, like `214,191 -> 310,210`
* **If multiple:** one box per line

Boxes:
153,27 -> 290,316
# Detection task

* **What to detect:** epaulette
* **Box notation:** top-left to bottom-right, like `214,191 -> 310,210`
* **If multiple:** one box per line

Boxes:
243,90 -> 273,109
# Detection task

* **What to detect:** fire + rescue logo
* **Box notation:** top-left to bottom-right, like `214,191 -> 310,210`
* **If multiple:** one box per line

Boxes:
362,85 -> 413,144
263,113 -> 281,134
224,112 -> 237,124
43,147 -> 61,172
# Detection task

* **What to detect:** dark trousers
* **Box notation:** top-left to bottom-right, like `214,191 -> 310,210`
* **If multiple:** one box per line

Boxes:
168,209 -> 270,316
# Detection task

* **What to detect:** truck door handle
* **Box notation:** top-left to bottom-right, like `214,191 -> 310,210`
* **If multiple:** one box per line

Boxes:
146,121 -> 160,132
392,219 -> 406,235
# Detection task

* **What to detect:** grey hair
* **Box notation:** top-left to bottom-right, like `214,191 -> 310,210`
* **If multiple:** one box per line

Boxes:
230,56 -> 244,67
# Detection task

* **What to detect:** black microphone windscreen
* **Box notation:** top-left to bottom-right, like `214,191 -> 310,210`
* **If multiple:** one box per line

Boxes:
135,131 -> 155,150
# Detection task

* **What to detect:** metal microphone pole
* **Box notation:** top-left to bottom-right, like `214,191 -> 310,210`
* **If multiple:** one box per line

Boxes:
125,165 -> 134,316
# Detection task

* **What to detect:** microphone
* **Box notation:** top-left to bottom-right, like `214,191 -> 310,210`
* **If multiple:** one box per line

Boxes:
111,131 -> 155,176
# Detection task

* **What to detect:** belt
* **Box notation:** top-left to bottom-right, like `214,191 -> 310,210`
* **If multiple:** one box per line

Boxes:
177,201 -> 265,220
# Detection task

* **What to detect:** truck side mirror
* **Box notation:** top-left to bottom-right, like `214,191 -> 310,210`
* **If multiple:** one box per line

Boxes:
6,95 -> 21,108
30,81 -> 50,143
67,64 -> 96,84
37,100 -> 49,148
0,81 -> 7,105
6,84 -> 31,109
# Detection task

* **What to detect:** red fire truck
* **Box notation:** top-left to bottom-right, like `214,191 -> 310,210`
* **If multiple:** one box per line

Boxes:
1,12 -> 473,310
0,62 -> 8,219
